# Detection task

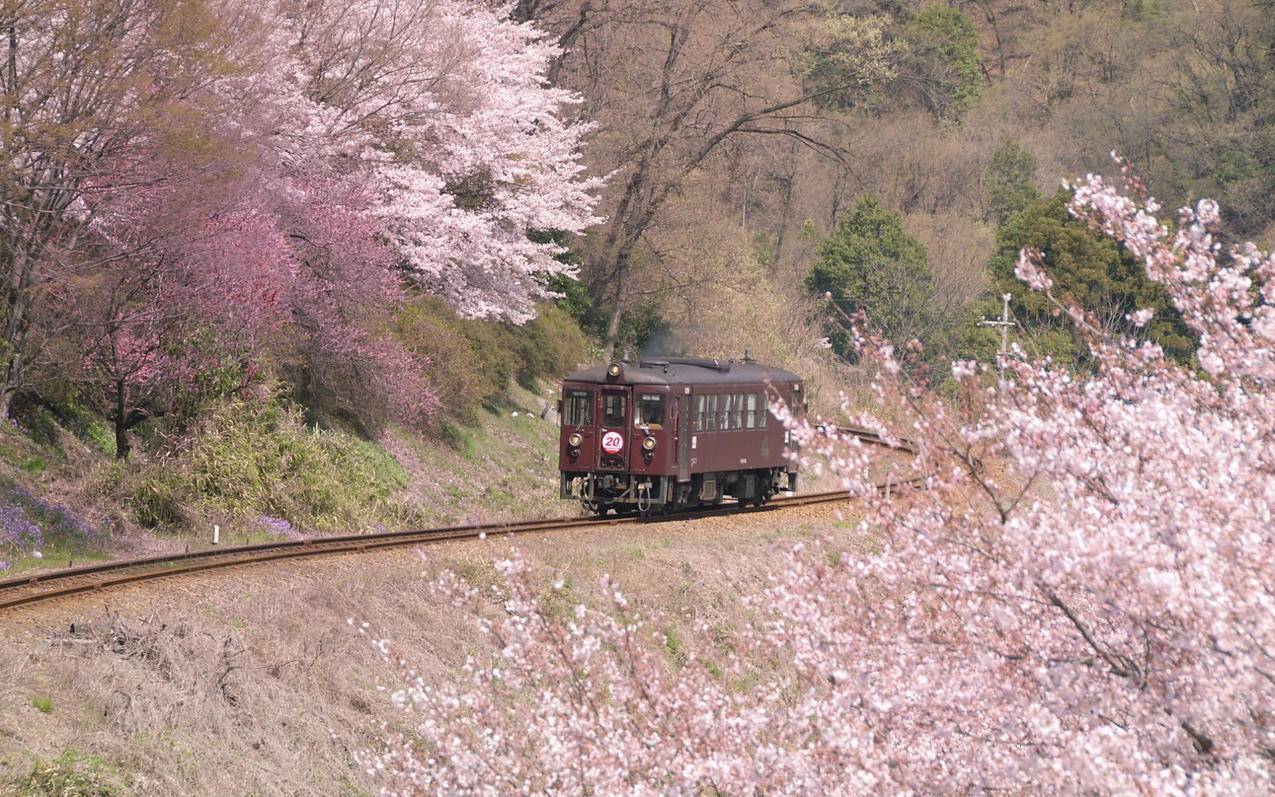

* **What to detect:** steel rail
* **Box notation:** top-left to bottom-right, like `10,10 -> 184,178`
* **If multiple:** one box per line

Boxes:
0,427 -> 923,613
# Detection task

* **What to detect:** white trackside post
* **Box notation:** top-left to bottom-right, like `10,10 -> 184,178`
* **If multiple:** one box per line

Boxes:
213,524 -> 220,545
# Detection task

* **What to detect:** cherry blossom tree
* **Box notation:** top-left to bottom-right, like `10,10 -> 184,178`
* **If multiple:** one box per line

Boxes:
363,163 -> 1275,794
72,161 -> 294,457
269,0 -> 602,323
3,0 -> 600,430
0,0 -> 250,418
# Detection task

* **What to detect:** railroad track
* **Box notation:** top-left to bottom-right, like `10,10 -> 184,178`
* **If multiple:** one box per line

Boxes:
0,426 -> 922,613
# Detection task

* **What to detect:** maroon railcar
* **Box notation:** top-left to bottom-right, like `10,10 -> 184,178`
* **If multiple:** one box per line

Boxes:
558,356 -> 804,515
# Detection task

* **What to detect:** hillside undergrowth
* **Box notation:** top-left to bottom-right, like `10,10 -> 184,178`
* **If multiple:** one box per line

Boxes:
0,380 -> 571,574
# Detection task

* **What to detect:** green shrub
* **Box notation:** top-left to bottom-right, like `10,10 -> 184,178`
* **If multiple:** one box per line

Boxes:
456,318 -> 519,403
31,696 -> 53,714
514,306 -> 588,388
13,751 -> 123,797
133,392 -> 420,532
130,470 -> 186,529
394,294 -> 590,424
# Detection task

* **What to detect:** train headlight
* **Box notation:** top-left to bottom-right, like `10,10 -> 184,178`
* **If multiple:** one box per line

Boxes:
642,436 -> 656,451
568,432 -> 583,448
607,362 -> 622,378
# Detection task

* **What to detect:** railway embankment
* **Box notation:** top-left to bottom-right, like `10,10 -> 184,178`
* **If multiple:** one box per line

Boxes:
0,497 -> 855,795
0,381 -> 569,579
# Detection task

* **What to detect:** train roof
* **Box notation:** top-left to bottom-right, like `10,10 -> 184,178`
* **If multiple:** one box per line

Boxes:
564,356 -> 802,387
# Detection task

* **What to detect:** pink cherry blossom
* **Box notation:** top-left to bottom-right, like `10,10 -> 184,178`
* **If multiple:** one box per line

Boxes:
363,163 -> 1275,794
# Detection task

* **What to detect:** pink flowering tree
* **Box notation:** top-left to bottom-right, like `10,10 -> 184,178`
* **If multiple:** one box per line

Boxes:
362,162 -> 1275,794
4,0 -> 599,433
73,162 -> 295,457
268,0 -> 603,323
0,0 -> 253,418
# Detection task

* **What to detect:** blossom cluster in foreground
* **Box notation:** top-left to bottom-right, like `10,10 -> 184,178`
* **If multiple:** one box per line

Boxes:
363,165 -> 1273,793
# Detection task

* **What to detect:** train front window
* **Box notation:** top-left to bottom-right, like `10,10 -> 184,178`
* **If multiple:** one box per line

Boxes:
636,394 -> 664,428
564,390 -> 592,427
603,392 -> 627,427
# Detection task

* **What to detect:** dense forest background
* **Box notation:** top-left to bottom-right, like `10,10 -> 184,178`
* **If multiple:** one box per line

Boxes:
522,0 -> 1273,371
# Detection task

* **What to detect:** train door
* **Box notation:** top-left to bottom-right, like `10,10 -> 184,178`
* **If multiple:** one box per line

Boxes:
677,389 -> 692,482
669,397 -> 680,471
560,386 -> 596,471
598,387 -> 631,471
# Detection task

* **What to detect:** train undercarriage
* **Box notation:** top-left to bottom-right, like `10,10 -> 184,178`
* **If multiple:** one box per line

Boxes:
561,468 -> 797,517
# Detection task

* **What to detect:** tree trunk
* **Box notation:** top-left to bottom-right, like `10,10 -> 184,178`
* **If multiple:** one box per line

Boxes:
1,245 -> 36,419
0,345 -> 24,419
602,296 -> 624,359
114,379 -> 131,460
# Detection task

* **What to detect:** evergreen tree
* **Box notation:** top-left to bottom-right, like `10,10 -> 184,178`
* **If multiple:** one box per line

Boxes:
805,197 -> 936,358
988,192 -> 1194,363
986,141 -> 1041,225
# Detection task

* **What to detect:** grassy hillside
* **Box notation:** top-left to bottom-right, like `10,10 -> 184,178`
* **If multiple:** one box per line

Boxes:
0,380 -> 575,576
0,294 -> 594,575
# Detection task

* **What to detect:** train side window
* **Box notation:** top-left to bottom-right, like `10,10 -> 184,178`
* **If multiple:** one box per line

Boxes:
745,394 -> 757,429
734,393 -> 745,429
719,394 -> 732,430
707,395 -> 718,431
602,392 -> 626,427
636,394 -> 664,428
758,394 -> 768,428
564,390 -> 592,426
693,395 -> 705,431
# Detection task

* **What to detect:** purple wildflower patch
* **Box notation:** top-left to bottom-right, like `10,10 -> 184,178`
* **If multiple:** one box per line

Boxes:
257,515 -> 298,537
0,485 -> 103,570
0,504 -> 42,570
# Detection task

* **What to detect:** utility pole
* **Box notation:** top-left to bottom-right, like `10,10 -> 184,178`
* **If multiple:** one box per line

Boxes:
978,293 -> 1017,371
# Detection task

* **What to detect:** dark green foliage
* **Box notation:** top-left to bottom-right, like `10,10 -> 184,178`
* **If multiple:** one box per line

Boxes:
393,295 -> 587,424
904,6 -> 981,117
804,197 -> 937,357
609,303 -> 667,357
531,229 -> 594,323
531,229 -> 662,354
986,141 -> 1041,225
547,272 -> 594,324
988,192 -> 1195,364
568,296 -> 666,357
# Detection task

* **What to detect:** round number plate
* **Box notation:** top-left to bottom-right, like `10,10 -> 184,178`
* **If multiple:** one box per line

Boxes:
601,431 -> 624,454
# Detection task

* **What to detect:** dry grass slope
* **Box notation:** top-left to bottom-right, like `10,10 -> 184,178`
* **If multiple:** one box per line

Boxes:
0,503 -> 851,795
